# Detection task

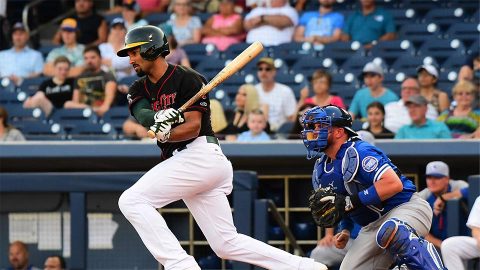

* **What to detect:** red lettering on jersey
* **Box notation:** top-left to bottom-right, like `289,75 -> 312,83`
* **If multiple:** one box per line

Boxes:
151,93 -> 177,111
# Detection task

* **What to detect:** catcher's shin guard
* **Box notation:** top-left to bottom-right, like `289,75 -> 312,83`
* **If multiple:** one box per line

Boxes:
376,218 -> 446,270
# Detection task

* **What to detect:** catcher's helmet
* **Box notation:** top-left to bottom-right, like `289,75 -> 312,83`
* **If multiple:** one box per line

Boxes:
301,105 -> 357,159
117,25 -> 169,60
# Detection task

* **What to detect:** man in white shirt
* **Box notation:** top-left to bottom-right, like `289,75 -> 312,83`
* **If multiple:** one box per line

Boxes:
244,0 -> 298,46
254,57 -> 296,131
384,77 -> 438,133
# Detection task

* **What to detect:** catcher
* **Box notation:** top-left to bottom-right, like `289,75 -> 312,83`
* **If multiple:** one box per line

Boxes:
302,105 -> 446,270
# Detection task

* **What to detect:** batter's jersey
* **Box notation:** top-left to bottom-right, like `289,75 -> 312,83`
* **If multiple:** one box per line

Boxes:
311,139 -> 417,227
127,64 -> 214,158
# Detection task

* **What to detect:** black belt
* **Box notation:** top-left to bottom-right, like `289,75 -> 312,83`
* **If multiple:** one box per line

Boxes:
176,136 -> 219,152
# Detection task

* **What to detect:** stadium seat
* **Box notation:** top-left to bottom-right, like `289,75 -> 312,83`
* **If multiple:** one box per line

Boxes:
223,42 -> 268,60
422,8 -> 466,31
118,75 -> 138,87
101,106 -> 130,133
68,122 -> 117,141
390,55 -> 439,75
417,38 -> 466,64
340,55 -> 377,75
21,76 -> 48,96
403,0 -> 448,14
470,9 -> 479,23
468,40 -> 479,55
319,41 -> 366,67
182,43 -> 220,69
38,44 -> 60,58
382,73 -> 404,96
445,1 -> 480,12
0,91 -> 23,107
243,57 -> 289,75
197,12 -> 213,24
331,72 -> 360,89
291,56 -> 338,75
269,42 -> 315,68
275,73 -> 306,91
196,59 -> 228,79
211,87 -> 234,111
444,23 -> 480,48
144,12 -> 170,25
7,107 -> 46,123
17,121 -> 66,140
331,84 -> 357,107
398,23 -> 441,48
441,53 -> 468,73
368,40 -> 416,66
389,8 -> 418,27
50,108 -> 98,131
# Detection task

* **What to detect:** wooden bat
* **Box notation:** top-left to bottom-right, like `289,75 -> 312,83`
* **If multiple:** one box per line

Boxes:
148,41 -> 264,139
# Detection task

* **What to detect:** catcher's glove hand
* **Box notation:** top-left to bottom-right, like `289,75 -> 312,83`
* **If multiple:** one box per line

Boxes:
309,186 -> 347,228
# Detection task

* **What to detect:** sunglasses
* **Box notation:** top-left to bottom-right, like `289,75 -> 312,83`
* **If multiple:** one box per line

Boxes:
257,67 -> 272,72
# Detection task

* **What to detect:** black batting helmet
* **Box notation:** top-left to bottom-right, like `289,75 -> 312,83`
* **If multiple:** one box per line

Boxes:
322,105 -> 357,136
117,25 -> 169,60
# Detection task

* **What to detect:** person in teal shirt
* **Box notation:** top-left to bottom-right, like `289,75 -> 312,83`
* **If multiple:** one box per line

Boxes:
348,62 -> 398,119
395,95 -> 452,139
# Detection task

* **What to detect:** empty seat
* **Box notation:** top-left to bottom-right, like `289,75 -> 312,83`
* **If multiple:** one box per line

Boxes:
444,23 -> 480,48
182,43 -> 220,69
269,42 -> 315,67
196,59 -> 228,79
368,40 -> 416,66
50,108 -> 98,131
319,41 -> 365,67
398,23 -> 441,48
0,91 -> 23,107
7,107 -> 46,123
18,122 -> 66,140
390,8 -> 418,27
21,76 -> 48,95
291,56 -> 338,75
340,55 -> 377,75
222,42 -> 268,61
422,8 -> 466,31
390,55 -> 439,75
276,73 -> 306,90
118,75 -> 138,87
441,53 -> 468,73
101,106 -> 130,132
68,122 -> 117,141
144,12 -> 170,25
417,38 -> 466,64
331,84 -> 357,108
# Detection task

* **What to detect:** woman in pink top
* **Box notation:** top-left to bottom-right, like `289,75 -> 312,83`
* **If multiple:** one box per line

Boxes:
201,0 -> 244,51
298,69 -> 345,109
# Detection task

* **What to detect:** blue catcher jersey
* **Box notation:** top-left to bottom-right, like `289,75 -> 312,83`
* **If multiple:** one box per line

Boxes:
312,139 -> 416,226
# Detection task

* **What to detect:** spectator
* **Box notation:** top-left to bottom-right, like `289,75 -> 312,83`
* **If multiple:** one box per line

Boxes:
340,0 -> 396,48
137,0 -> 170,15
293,0 -> 343,45
44,18 -> 85,78
384,77 -> 438,133
210,99 -> 228,135
201,0 -> 244,52
437,80 -> 480,139
395,95 -> 452,139
458,54 -> 479,83
160,24 -> 191,67
0,107 -> 26,141
288,102 -> 314,139
224,83 -> 269,140
123,117 -> 148,139
64,45 -> 117,117
348,62 -> 398,119
237,109 -> 271,141
167,0 -> 202,47
298,69 -> 345,110
244,0 -> 298,46
310,221 -> 361,268
418,161 -> 469,250
52,0 -> 107,46
417,64 -> 450,114
441,196 -> 480,270
0,22 -> 43,86
254,57 -> 296,131
23,56 -> 75,117
8,241 -> 39,270
43,255 -> 66,270
363,101 -> 394,139
99,18 -> 134,80
121,0 -> 148,32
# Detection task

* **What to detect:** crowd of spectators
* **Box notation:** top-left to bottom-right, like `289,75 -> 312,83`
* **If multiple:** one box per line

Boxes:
0,0 -> 478,141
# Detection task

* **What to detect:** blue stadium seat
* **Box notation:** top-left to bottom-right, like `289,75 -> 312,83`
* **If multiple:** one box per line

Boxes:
196,59 -> 228,79
390,55 -> 439,75
389,8 -> 418,27
21,76 -> 48,96
291,56 -> 338,75
211,88 -> 234,111
331,84 -> 357,107
50,108 -> 98,131
470,9 -> 479,23
144,12 -> 170,25
445,1 -> 480,13
118,75 -> 138,88
197,12 -> 213,24
17,122 -> 66,140
468,39 -> 479,55
68,122 -> 117,141
340,55 -> 377,75
101,106 -> 130,133
38,44 -> 60,58
398,23 -> 441,48
422,8 -> 466,31
444,23 -> 480,48
441,53 -> 468,73
382,73 -> 404,96
275,73 -> 306,94
7,107 -> 46,123
403,0 -> 448,14
269,42 -> 315,68
0,91 -> 23,107
331,71 -> 360,90
417,38 -> 466,64
223,42 -> 268,60
219,73 -> 251,89
368,40 -> 416,66
319,41 -> 366,67
182,43 -> 220,69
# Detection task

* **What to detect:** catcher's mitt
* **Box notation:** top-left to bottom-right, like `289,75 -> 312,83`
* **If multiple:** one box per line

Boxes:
309,187 -> 346,227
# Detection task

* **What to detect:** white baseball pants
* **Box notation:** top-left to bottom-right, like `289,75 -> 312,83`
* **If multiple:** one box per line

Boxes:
119,136 -> 318,270
441,236 -> 480,270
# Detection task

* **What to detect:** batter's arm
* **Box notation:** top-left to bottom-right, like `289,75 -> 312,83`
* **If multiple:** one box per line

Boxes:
131,99 -> 156,128
167,111 -> 202,143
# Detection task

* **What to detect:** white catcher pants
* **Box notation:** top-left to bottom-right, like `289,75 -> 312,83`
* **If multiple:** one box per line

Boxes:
119,136 -> 317,270
441,236 -> 480,270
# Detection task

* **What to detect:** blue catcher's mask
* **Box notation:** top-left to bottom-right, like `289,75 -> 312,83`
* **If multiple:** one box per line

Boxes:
301,106 -> 331,160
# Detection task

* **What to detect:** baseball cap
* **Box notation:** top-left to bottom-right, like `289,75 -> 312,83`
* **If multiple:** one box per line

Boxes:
426,161 -> 449,178
362,62 -> 383,76
257,57 -> 275,69
417,64 -> 439,78
61,18 -> 78,32
110,17 -> 126,29
12,22 -> 26,32
405,94 -> 428,106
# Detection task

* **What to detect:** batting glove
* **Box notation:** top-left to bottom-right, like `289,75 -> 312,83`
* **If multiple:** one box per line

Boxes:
150,121 -> 171,143
154,108 -> 184,125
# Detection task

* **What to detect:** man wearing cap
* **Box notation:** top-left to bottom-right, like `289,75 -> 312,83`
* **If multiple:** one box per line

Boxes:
254,57 -> 297,131
0,22 -> 44,86
53,0 -> 107,46
418,161 -> 469,250
348,62 -> 398,119
122,0 -> 148,31
99,18 -> 134,80
417,64 -> 450,114
244,0 -> 298,46
44,18 -> 86,78
384,77 -> 438,133
395,94 -> 451,139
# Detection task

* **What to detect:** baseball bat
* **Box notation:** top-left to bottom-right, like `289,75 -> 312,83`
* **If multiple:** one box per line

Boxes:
148,41 -> 264,139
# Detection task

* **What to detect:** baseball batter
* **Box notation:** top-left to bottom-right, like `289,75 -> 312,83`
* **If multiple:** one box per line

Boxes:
302,105 -> 446,270
116,25 -> 327,270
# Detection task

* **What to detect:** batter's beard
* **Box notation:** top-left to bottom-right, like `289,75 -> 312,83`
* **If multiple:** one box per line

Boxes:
136,69 -> 146,77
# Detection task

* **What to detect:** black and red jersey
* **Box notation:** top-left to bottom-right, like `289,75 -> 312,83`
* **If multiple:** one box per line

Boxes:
127,64 -> 214,158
